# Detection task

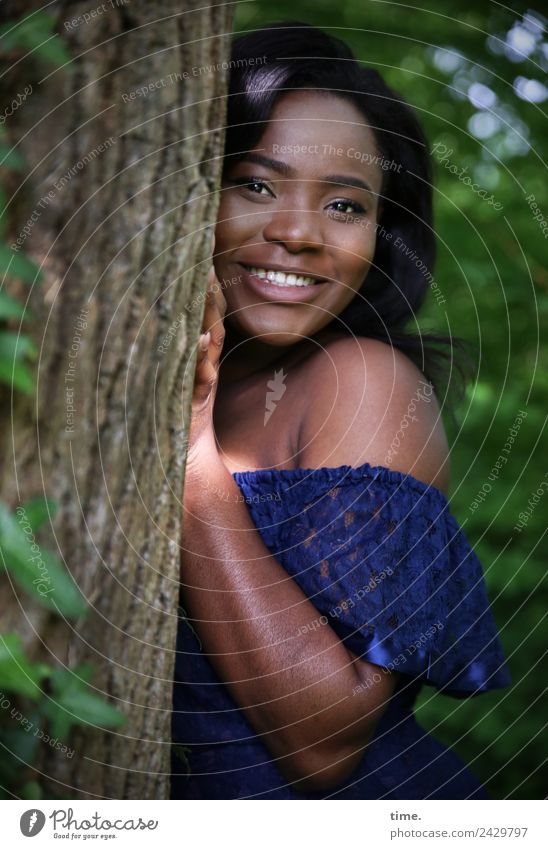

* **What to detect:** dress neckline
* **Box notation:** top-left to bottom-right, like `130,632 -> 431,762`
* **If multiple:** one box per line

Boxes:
232,460 -> 450,502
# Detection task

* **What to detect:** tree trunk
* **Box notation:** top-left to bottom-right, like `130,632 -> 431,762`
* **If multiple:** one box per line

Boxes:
0,0 -> 233,798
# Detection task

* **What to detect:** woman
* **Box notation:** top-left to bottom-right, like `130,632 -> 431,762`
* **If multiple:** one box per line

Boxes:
171,21 -> 511,799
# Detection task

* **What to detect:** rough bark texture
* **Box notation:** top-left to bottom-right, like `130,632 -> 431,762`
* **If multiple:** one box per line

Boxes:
0,0 -> 233,798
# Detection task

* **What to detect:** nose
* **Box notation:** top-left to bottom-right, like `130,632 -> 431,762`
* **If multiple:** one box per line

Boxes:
262,203 -> 323,253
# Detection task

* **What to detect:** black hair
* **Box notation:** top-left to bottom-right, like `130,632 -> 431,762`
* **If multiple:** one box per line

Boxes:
223,20 -> 473,402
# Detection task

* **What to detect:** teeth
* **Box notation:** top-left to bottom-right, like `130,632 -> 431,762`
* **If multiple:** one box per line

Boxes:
248,266 -> 317,287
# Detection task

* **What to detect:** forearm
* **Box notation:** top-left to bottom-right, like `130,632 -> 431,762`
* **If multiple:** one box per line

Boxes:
181,456 -> 390,783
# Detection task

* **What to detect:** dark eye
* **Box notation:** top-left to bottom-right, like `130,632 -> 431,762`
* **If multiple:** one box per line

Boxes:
328,200 -> 365,215
228,176 -> 274,196
246,180 -> 271,195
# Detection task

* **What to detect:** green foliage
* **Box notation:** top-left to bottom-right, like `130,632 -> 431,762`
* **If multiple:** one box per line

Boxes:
0,632 -> 126,800
0,635 -> 48,700
0,502 -> 87,618
0,290 -> 29,319
0,499 -> 127,800
0,223 -> 41,392
0,245 -> 42,283
0,330 -> 36,393
0,143 -> 25,170
0,11 -> 124,800
46,665 -> 126,741
235,0 -> 546,799
0,10 -> 57,397
0,10 -> 72,68
18,498 -> 58,533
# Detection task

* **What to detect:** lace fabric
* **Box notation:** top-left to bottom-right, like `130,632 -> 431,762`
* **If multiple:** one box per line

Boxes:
232,462 -> 511,696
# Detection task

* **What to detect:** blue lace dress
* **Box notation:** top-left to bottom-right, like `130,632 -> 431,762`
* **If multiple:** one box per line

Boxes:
171,462 -> 511,799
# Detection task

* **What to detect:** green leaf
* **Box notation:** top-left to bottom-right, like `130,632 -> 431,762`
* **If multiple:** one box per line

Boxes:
0,11 -> 71,68
0,503 -> 87,618
0,331 -> 36,360
18,498 -> 58,533
0,12 -> 45,45
0,357 -> 34,393
49,663 -> 93,693
0,186 -> 6,239
31,35 -> 72,69
32,550 -> 87,618
56,689 -> 126,731
45,664 -> 126,739
0,144 -> 25,170
0,634 -> 46,698
0,331 -> 37,392
0,291 -> 27,320
40,704 -> 71,743
0,246 -> 42,284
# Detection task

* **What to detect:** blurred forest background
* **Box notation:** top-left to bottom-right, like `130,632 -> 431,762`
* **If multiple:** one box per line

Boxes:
232,0 -> 547,799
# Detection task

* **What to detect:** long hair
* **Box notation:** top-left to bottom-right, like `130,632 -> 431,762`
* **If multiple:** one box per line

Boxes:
222,20 -> 473,401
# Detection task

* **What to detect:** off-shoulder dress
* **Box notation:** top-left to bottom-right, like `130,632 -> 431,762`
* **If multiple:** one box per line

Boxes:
171,462 -> 511,799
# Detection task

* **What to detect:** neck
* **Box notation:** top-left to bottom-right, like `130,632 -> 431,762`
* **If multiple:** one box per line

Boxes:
218,325 -> 296,385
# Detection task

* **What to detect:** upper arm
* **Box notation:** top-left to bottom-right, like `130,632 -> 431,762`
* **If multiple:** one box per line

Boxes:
297,336 -> 450,495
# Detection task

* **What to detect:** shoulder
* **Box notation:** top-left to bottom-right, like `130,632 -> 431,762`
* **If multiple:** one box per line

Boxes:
296,334 -> 451,494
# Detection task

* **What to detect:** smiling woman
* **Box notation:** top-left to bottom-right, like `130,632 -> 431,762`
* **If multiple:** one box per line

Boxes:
172,21 -> 511,800
215,91 -> 381,341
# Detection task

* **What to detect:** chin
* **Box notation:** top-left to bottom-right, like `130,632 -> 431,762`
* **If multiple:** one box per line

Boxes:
234,325 -> 307,347
261,332 -> 306,347
227,312 -> 321,347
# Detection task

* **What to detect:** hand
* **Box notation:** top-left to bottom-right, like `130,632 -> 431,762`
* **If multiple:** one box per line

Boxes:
187,239 -> 227,467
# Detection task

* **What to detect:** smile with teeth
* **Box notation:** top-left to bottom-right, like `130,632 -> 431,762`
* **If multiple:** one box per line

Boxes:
246,266 -> 320,287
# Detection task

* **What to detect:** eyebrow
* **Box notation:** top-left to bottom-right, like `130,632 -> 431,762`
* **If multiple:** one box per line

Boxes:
238,152 -> 375,197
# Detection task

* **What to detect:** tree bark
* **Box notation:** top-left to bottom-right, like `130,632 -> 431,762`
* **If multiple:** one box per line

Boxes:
0,0 -> 233,798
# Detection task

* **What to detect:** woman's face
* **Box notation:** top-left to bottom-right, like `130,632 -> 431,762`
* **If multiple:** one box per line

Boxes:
214,90 -> 384,346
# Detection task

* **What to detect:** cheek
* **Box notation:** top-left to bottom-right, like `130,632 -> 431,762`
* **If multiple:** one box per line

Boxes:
331,218 -> 376,252
214,209 -> 233,249
342,232 -> 377,284
215,194 -> 238,243
215,194 -> 256,248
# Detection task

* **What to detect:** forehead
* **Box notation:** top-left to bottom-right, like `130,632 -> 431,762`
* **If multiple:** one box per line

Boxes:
252,91 -> 382,190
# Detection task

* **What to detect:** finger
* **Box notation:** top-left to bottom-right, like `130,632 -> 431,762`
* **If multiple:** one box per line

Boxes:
206,265 -> 227,317
206,305 -> 225,365
193,332 -> 217,404
202,284 -> 225,338
200,271 -> 226,366
199,330 -> 210,352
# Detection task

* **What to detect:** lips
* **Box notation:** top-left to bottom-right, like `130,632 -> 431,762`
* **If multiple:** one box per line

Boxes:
245,266 -> 316,288
240,263 -> 329,286
237,263 -> 329,303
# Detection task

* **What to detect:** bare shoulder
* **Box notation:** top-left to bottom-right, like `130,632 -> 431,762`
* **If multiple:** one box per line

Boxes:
296,335 -> 451,494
